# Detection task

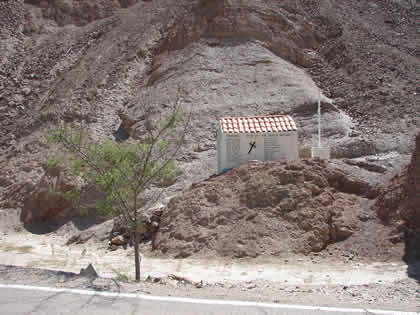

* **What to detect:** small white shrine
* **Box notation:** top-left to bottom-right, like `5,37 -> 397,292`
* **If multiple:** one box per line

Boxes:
217,115 -> 299,174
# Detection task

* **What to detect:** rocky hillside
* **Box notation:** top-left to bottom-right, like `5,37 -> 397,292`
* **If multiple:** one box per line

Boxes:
24,0 -> 140,28
153,159 -> 389,259
0,1 -> 418,230
374,132 -> 420,260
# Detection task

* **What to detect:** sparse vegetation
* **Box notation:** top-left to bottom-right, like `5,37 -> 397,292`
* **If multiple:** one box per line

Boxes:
112,269 -> 129,282
1,244 -> 33,254
47,94 -> 189,281
47,158 -> 61,168
27,259 -> 67,268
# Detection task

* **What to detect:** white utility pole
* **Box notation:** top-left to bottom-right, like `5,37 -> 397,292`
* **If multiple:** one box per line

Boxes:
311,92 -> 330,160
317,97 -> 321,148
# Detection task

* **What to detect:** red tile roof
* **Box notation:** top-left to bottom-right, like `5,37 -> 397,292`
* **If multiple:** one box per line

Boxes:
220,115 -> 297,134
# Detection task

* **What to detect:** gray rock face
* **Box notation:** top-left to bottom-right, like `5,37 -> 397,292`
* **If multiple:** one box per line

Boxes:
79,263 -> 98,278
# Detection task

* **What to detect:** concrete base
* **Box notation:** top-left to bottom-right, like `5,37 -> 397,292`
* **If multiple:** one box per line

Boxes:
311,146 -> 330,160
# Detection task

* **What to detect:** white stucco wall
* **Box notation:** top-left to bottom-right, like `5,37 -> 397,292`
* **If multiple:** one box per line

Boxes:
311,146 -> 331,160
217,128 -> 298,174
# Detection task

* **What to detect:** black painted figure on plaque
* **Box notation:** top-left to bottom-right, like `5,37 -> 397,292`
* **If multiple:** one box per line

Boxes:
248,141 -> 256,154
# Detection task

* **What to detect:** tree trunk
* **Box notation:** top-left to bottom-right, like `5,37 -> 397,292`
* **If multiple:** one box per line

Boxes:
133,232 -> 141,281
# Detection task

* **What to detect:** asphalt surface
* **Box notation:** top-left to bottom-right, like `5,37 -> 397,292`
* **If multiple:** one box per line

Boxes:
0,285 -> 417,315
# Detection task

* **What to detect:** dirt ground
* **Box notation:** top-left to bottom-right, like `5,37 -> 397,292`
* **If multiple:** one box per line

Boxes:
0,209 -> 419,312
153,159 -> 407,261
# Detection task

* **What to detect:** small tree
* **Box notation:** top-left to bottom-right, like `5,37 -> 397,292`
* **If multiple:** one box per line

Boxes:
48,99 -> 187,281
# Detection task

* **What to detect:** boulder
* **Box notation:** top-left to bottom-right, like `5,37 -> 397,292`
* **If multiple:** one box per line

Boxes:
331,224 -> 354,241
111,205 -> 163,243
111,235 -> 127,246
374,133 -> 420,224
20,167 -> 83,224
374,132 -> 420,258
79,263 -> 98,278
154,159 -> 375,258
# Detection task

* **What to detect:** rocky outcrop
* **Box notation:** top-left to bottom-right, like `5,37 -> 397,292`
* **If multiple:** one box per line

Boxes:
65,206 -> 163,249
24,0 -> 140,27
20,167 -> 83,224
153,159 -> 377,259
405,133 -> 420,224
111,206 -> 162,241
374,133 -> 420,258
0,0 -> 418,257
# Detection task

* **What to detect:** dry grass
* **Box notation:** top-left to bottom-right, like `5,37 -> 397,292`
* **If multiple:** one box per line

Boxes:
0,244 -> 33,254
27,259 -> 67,268
112,268 -> 129,282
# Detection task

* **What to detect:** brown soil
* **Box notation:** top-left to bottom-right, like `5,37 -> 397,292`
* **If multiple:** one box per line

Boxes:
374,132 -> 420,260
153,159 -> 402,260
0,0 -> 419,263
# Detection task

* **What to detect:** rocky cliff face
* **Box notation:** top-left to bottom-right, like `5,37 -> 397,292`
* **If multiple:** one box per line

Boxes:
24,0 -> 140,30
20,166 -> 82,224
0,0 -> 418,229
153,159 -> 382,259
374,133 -> 420,259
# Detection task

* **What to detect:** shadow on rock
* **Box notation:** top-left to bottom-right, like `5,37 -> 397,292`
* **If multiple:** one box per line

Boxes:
403,231 -> 420,283
24,215 -> 106,235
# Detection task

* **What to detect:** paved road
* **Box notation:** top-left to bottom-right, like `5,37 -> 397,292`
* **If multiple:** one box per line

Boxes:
0,284 -> 417,315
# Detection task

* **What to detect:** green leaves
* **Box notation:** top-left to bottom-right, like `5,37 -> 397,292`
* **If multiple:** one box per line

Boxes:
96,196 -> 117,216
47,109 -> 184,230
47,158 -> 61,168
160,111 -> 183,131
47,187 -> 81,202
47,92 -> 189,282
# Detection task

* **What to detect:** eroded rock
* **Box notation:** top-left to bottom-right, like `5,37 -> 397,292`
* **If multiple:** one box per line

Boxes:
111,235 -> 127,246
154,159 -> 375,258
374,132 -> 420,259
20,167 -> 83,224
